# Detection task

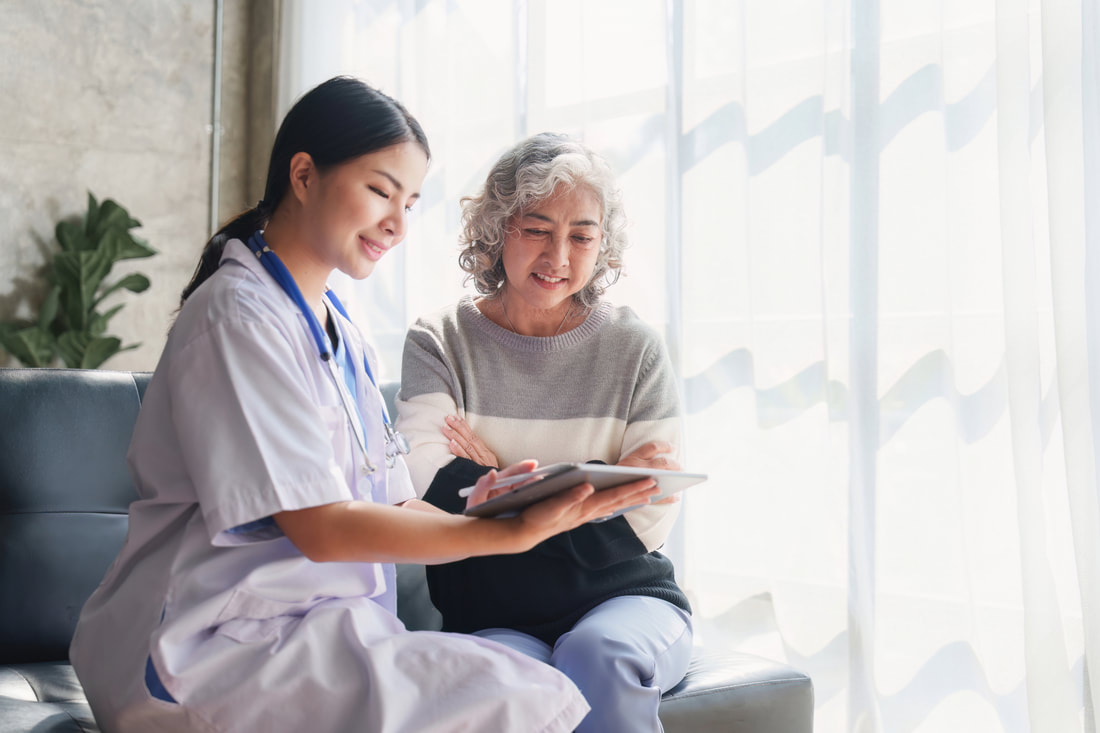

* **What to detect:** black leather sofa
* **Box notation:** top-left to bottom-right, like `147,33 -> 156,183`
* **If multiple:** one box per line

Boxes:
0,367 -> 813,732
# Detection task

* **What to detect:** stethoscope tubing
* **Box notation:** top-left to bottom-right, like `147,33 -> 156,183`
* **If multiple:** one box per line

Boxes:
243,231 -> 409,471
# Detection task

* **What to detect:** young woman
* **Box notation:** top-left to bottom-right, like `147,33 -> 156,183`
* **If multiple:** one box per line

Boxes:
398,133 -> 694,733
68,78 -> 659,733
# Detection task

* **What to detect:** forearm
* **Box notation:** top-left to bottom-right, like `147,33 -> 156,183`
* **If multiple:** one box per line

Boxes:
280,467 -> 663,566
397,497 -> 447,514
274,500 -> 529,565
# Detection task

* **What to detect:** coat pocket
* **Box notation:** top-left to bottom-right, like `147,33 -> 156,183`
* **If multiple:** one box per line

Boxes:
212,588 -> 315,644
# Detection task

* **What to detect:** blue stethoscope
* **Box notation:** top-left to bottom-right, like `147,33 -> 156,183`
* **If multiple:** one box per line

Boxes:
244,231 -> 410,473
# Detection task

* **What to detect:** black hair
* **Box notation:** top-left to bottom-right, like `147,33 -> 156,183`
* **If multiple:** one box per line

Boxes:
180,76 -> 430,304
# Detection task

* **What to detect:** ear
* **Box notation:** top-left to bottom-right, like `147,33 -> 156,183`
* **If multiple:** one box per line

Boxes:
287,152 -> 317,204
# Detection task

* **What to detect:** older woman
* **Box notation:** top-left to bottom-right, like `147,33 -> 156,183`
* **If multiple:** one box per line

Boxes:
397,132 -> 692,732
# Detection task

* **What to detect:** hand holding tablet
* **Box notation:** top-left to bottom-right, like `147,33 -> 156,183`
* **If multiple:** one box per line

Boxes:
461,463 -> 708,519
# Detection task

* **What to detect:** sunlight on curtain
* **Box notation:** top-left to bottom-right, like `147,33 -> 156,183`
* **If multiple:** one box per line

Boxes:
278,1 -> 1100,730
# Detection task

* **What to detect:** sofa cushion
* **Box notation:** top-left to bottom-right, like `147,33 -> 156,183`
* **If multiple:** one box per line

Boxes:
0,663 -> 97,733
659,651 -> 815,732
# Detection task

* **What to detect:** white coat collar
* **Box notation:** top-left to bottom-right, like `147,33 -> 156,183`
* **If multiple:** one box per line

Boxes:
219,236 -> 324,288
220,237 -> 369,365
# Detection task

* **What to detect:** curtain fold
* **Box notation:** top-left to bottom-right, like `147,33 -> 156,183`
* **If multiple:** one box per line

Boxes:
278,1 -> 1099,730
847,0 -> 882,729
996,1 -> 1075,730
1041,0 -> 1100,727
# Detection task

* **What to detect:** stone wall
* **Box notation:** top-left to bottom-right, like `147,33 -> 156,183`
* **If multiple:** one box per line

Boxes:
0,0 -> 274,370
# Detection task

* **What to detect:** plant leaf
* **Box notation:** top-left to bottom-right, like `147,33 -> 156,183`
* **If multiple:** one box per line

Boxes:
29,193 -> 156,369
94,273 -> 151,309
57,331 -> 88,367
54,330 -> 82,367
95,227 -> 123,263
81,335 -> 124,369
58,331 -> 127,368
56,219 -> 90,252
114,233 -> 157,260
38,285 -> 61,330
119,272 -> 150,292
54,249 -> 113,331
90,198 -> 141,242
88,304 -> 124,335
84,192 -> 100,235
0,324 -> 55,367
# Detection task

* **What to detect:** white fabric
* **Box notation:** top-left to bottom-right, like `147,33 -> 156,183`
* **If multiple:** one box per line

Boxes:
69,239 -> 588,733
280,1 -> 1100,730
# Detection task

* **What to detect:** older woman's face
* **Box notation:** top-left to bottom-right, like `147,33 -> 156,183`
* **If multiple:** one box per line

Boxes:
500,185 -> 602,314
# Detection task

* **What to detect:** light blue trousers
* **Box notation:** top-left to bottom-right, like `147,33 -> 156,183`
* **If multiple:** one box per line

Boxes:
474,596 -> 694,733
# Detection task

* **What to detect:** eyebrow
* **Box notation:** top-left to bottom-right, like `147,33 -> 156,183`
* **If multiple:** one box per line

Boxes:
373,170 -> 420,200
523,212 -> 598,227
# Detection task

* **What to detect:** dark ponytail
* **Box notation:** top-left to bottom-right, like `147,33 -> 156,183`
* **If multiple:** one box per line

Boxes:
180,204 -> 268,304
180,76 -> 430,305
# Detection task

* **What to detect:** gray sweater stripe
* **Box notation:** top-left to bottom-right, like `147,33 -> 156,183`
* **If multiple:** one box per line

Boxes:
400,296 -> 679,423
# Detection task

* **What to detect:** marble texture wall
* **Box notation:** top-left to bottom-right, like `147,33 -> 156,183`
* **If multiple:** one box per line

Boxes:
0,0 -> 273,370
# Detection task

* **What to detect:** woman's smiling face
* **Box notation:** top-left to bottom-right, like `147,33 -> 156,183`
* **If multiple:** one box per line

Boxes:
500,184 -> 603,319
303,141 -> 428,281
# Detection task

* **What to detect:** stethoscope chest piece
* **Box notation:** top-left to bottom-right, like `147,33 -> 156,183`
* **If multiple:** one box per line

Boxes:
384,423 -> 411,468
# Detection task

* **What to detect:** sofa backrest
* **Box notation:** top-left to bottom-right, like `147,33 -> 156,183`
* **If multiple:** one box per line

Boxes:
0,368 -> 150,663
0,368 -> 436,664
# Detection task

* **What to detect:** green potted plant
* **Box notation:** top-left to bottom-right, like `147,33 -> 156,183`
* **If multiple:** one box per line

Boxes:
0,193 -> 156,368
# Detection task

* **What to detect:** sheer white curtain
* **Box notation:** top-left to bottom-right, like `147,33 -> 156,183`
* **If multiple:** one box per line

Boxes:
277,1 -> 1100,730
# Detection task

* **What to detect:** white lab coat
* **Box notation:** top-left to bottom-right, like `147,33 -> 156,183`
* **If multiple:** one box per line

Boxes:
69,239 -> 589,733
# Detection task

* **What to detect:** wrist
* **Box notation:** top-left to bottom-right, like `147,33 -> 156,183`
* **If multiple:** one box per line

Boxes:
488,515 -> 546,555
452,514 -> 532,558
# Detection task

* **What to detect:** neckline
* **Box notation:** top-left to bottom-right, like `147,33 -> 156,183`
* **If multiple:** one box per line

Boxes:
459,295 -> 612,352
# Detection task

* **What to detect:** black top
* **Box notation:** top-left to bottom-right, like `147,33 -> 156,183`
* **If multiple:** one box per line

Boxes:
422,457 -> 691,645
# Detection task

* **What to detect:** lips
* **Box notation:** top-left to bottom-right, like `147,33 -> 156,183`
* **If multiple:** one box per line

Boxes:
360,236 -> 389,261
532,272 -> 566,285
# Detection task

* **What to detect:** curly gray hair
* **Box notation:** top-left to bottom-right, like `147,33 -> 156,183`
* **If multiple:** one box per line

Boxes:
458,132 -> 627,308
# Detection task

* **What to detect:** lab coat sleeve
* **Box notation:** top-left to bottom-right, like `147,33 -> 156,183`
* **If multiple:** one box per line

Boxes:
169,319 -> 353,545
384,456 -> 417,505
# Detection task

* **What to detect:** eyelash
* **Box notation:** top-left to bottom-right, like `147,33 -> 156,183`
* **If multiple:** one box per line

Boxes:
371,185 -> 416,213
525,229 -> 594,245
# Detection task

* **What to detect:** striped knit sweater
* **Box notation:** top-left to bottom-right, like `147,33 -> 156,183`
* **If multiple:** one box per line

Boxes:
397,295 -> 690,643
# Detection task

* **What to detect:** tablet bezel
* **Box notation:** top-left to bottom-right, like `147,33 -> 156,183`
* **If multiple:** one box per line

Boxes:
462,463 -> 708,519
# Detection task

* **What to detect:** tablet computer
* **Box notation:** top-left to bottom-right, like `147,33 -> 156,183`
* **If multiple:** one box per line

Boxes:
461,463 -> 708,519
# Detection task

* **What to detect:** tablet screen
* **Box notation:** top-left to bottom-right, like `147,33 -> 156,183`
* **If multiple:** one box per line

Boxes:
462,463 -> 707,519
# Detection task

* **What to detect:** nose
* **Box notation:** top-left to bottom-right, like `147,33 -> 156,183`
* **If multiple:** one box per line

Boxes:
381,204 -> 407,242
543,232 -> 570,268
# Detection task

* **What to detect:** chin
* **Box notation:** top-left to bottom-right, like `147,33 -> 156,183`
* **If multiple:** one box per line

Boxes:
351,260 -> 379,280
